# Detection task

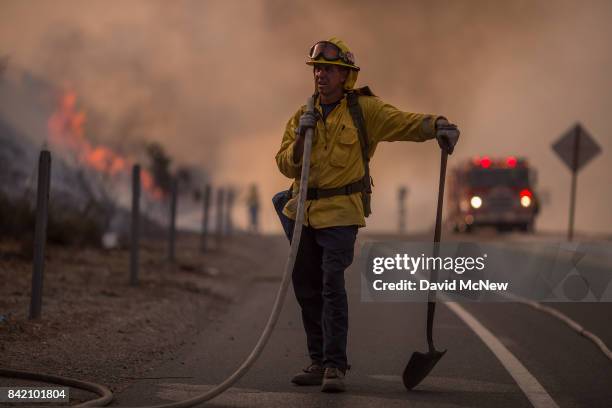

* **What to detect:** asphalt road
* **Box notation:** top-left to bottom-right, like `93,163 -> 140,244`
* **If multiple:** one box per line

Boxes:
115,233 -> 612,408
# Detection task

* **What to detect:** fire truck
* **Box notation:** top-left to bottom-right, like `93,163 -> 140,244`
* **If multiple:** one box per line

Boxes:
447,156 -> 539,233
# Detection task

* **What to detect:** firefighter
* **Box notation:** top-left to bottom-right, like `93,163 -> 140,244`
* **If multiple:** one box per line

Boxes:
275,38 -> 459,392
246,184 -> 260,233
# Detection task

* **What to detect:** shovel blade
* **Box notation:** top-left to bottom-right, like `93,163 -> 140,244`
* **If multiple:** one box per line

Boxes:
402,349 -> 447,390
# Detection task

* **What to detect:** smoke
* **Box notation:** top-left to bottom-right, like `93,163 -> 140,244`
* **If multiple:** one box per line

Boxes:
0,0 -> 611,234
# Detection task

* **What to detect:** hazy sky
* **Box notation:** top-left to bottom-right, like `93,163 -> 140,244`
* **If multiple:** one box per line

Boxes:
1,0 -> 611,234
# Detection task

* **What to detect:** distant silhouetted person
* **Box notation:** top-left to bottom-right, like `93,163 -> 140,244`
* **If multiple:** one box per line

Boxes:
398,186 -> 408,234
246,184 -> 260,233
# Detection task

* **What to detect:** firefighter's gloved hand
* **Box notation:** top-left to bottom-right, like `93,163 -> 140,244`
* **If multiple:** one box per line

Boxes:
435,118 -> 460,155
296,111 -> 318,137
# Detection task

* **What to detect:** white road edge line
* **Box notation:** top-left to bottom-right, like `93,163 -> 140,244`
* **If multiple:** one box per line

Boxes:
445,302 -> 560,408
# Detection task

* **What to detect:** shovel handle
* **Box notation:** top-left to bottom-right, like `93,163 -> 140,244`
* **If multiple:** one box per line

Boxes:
434,150 -> 448,247
427,150 -> 448,352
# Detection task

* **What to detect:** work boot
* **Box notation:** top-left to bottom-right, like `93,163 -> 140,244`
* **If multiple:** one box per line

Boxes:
291,363 -> 325,386
321,367 -> 346,393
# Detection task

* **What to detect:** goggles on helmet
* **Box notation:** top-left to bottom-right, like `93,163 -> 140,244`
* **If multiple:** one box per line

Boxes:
308,41 -> 356,66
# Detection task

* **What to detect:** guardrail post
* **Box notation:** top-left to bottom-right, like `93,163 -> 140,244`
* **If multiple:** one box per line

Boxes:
225,188 -> 234,236
130,164 -> 141,286
168,178 -> 178,262
29,150 -> 51,319
216,187 -> 225,247
200,184 -> 211,252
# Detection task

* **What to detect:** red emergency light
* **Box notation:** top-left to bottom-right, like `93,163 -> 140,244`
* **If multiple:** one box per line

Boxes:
506,156 -> 517,168
480,156 -> 491,168
519,189 -> 532,198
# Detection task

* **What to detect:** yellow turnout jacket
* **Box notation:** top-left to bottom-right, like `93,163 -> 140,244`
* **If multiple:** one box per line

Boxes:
276,93 -> 440,229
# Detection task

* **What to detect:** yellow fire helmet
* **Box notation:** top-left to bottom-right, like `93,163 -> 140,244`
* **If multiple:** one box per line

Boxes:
306,37 -> 359,90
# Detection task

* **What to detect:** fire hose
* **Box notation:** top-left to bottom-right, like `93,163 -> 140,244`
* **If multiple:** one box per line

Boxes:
0,96 -> 317,408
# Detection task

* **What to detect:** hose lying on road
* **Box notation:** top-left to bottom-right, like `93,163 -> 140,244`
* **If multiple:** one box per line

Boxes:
0,96 -> 317,408
506,294 -> 612,361
0,368 -> 113,406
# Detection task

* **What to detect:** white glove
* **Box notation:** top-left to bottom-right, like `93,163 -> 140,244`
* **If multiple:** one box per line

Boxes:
435,118 -> 460,155
296,111 -> 318,137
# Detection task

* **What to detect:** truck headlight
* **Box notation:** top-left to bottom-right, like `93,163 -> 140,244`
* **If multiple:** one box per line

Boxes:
520,195 -> 531,207
470,196 -> 482,209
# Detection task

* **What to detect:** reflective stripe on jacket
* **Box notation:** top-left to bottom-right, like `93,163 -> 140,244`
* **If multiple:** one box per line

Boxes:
275,93 -> 439,229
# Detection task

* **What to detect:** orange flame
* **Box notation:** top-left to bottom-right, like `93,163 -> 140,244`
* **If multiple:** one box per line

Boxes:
141,171 -> 164,200
47,89 -> 164,199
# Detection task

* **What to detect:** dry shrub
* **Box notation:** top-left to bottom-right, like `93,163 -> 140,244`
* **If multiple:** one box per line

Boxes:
0,191 -> 107,255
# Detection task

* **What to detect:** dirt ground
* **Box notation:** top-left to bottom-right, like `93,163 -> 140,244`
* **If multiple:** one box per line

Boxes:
0,232 -> 276,403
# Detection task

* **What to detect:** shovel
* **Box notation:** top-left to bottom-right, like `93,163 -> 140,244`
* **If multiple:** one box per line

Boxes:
402,150 -> 448,390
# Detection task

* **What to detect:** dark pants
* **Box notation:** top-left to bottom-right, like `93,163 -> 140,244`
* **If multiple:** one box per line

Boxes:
291,225 -> 358,370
